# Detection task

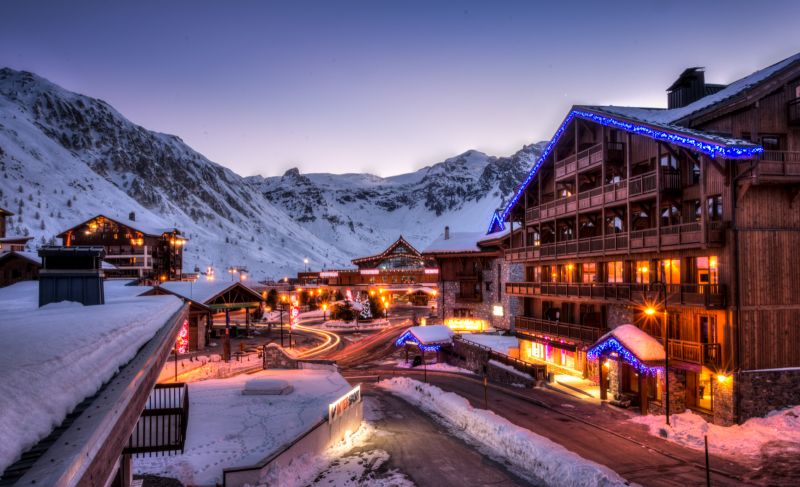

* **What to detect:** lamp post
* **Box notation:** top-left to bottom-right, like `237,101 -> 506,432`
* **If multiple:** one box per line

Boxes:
279,295 -> 287,347
304,258 -> 309,272
646,280 -> 670,426
322,303 -> 328,322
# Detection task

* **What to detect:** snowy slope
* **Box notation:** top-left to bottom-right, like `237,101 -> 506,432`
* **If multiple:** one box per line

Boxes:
0,68 -> 544,277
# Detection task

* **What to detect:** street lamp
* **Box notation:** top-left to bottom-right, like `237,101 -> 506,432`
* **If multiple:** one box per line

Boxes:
322,303 -> 328,322
646,281 -> 670,426
304,258 -> 309,272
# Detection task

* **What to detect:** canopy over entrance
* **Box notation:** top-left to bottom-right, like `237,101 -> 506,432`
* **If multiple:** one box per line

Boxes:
395,325 -> 454,351
587,324 -> 665,375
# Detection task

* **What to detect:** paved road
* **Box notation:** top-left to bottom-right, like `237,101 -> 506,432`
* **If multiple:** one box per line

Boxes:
348,369 -> 759,487
341,388 -> 537,487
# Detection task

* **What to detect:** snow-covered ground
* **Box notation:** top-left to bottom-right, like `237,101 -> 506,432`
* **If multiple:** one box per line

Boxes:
321,319 -> 391,332
460,334 -> 519,354
134,369 -> 352,486
159,352 -> 263,383
488,359 -> 533,380
393,359 -> 475,375
0,288 -> 183,475
632,406 -> 800,459
378,377 -> 628,487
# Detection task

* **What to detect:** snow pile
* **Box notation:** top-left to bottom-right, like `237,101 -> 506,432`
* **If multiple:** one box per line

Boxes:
243,378 -> 292,395
489,359 -> 533,379
394,360 -> 475,375
423,231 -> 483,253
0,293 -> 183,475
134,369 -> 352,486
461,334 -> 519,354
632,406 -> 800,459
378,377 -> 628,486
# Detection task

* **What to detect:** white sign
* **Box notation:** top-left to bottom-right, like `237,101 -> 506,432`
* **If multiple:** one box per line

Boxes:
360,269 -> 380,275
424,268 -> 439,274
328,385 -> 361,423
320,271 -> 339,278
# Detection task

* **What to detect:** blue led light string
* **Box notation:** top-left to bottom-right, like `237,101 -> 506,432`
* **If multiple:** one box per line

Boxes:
394,331 -> 442,352
489,109 -> 764,233
586,337 -> 662,376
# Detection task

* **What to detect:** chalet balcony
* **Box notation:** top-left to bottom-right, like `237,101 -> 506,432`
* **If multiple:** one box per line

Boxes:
525,168 -> 679,224
554,142 -> 605,179
515,316 -> 602,345
125,383 -> 189,456
752,150 -> 800,183
668,339 -> 721,367
505,282 -> 726,308
788,97 -> 800,126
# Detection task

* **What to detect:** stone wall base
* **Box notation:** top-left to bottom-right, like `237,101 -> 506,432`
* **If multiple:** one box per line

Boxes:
737,368 -> 800,423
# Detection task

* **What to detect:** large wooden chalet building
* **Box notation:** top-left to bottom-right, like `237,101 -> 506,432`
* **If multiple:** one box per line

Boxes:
489,53 -> 800,425
58,212 -> 185,281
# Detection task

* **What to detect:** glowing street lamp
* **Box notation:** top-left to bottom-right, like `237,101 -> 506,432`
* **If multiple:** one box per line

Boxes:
322,303 -> 328,322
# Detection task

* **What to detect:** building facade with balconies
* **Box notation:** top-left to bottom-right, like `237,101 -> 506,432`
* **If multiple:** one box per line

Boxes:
57,212 -> 185,282
488,53 -> 800,425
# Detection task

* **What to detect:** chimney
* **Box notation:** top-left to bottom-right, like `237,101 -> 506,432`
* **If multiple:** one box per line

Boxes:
667,67 -> 726,109
129,211 -> 136,221
444,226 -> 450,240
38,246 -> 105,307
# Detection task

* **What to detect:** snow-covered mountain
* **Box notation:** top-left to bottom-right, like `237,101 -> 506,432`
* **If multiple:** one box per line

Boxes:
0,68 -> 544,278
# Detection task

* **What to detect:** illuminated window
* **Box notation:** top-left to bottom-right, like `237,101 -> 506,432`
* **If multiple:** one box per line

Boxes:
581,263 -> 596,283
635,261 -> 650,284
659,259 -> 681,285
606,261 -> 623,283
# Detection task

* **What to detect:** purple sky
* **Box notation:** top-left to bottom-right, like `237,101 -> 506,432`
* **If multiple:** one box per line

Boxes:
2,1 -> 798,177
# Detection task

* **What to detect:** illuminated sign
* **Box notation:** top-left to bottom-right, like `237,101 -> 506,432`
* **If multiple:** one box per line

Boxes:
328,385 -> 361,423
444,317 -> 487,332
492,305 -> 504,317
175,319 -> 189,354
424,268 -> 439,274
320,271 -> 339,278
289,305 -> 299,329
360,269 -> 380,275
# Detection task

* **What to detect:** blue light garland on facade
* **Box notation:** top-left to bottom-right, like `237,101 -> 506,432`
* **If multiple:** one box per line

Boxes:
587,337 -> 662,376
394,330 -> 443,352
487,109 -> 764,234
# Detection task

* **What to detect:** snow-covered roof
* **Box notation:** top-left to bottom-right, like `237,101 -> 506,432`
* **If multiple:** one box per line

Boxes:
0,236 -> 33,243
157,280 -> 261,305
58,212 -> 182,238
398,325 -> 454,346
588,324 -> 665,370
461,334 -> 519,354
0,288 -> 183,476
423,232 -> 483,253
0,250 -> 40,265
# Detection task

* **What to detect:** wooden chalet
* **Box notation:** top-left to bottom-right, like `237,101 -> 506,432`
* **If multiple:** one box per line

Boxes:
0,251 -> 40,287
57,212 -> 185,281
423,226 -> 520,331
298,236 -> 439,292
489,53 -> 800,425
0,207 -> 33,254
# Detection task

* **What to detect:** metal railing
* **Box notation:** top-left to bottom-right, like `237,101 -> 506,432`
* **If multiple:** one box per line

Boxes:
125,383 -> 189,456
515,316 -> 602,344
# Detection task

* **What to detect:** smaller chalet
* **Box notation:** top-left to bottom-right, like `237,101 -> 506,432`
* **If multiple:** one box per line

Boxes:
396,325 -> 454,363
0,207 -> 33,254
0,251 -> 40,287
423,226 -> 520,331
57,212 -> 186,281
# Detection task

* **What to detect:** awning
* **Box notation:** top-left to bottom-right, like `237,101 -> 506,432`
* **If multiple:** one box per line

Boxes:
587,324 -> 665,375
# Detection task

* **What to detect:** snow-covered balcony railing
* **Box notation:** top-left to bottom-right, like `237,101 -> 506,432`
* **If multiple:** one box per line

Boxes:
125,383 -> 189,456
515,316 -> 602,345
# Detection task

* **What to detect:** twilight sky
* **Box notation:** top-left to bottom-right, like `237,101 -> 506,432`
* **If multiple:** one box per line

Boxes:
1,1 -> 798,177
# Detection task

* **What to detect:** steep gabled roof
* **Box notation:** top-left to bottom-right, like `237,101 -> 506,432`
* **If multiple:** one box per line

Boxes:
351,235 -> 424,265
57,213 -> 183,239
486,52 -> 800,235
0,207 -> 13,217
156,280 -> 261,307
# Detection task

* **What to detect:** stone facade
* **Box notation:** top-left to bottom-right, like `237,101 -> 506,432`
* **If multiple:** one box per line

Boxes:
737,369 -> 800,422
712,376 -> 735,426
438,256 -> 521,331
487,361 -> 536,388
645,368 -> 687,417
606,304 -> 634,328
262,344 -> 299,369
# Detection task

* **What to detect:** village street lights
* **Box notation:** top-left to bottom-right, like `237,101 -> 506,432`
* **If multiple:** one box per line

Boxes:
278,295 -> 287,347
304,258 -> 309,272
646,280 -> 670,426
322,303 -> 328,322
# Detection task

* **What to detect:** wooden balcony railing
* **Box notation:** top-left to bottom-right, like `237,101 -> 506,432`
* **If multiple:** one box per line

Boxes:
456,294 -> 483,303
788,98 -> 800,126
554,142 -> 604,179
755,151 -> 800,180
515,316 -> 602,344
505,282 -> 726,308
125,383 -> 189,455
668,340 -> 721,367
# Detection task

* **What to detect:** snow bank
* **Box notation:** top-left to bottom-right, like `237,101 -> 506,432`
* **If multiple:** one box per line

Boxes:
0,294 -> 183,475
394,360 -> 475,375
135,369 -> 352,486
378,377 -> 628,487
461,334 -> 519,354
632,406 -> 800,459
